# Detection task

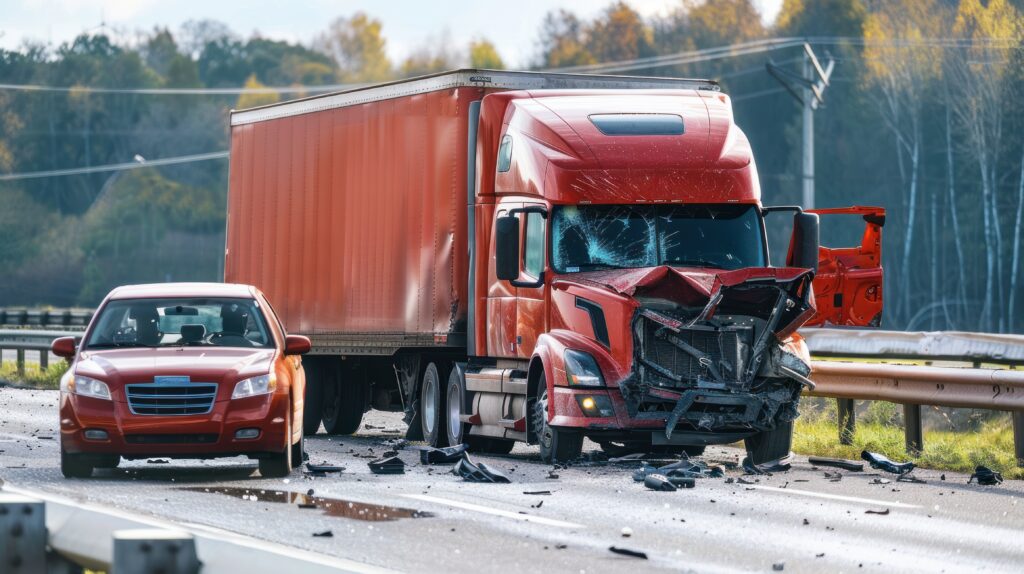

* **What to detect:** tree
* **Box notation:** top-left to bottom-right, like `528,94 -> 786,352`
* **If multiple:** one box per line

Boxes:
469,39 -> 504,69
314,13 -> 391,83
400,31 -> 461,78
685,0 -> 765,48
586,2 -> 655,63
535,9 -> 594,68
776,0 -> 867,36
236,74 -> 279,110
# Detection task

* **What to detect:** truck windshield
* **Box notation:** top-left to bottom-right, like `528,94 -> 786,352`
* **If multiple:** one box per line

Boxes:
86,298 -> 273,349
551,204 -> 766,273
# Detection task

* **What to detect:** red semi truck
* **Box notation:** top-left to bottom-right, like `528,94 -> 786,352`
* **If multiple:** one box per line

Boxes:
225,70 -> 884,463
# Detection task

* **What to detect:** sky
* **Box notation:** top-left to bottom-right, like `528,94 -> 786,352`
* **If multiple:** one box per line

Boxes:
1,0 -> 784,70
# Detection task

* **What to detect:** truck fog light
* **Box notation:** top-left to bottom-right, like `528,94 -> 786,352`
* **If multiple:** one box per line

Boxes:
235,428 -> 261,440
575,395 -> 613,417
83,429 -> 108,440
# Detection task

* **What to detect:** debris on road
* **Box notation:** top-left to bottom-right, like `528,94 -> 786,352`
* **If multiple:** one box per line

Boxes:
524,490 -> 552,495
742,456 -> 791,475
420,443 -> 468,464
969,466 -> 1004,486
368,456 -> 406,475
865,508 -> 891,515
897,473 -> 926,484
609,546 -> 648,560
824,471 -> 843,482
453,454 -> 511,483
306,463 -> 344,473
313,530 -> 334,537
870,478 -> 892,485
808,456 -> 863,472
633,458 -> 719,483
861,451 -> 915,475
644,474 -> 678,491
773,562 -> 785,571
620,526 -> 633,537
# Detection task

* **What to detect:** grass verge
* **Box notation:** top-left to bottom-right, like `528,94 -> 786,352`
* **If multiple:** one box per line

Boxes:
0,359 -> 67,390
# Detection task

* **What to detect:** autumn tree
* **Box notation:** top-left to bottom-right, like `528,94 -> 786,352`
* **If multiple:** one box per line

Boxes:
469,39 -> 504,69
586,2 -> 655,63
235,74 -> 280,110
314,13 -> 392,83
535,9 -> 594,68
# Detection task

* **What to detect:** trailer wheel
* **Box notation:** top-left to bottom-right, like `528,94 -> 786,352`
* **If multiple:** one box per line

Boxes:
60,448 -> 94,479
321,364 -> 366,435
302,359 -> 325,435
420,362 -> 449,448
532,375 -> 583,463
744,419 -> 794,466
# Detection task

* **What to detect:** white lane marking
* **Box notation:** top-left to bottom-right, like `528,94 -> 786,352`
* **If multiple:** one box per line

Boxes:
402,494 -> 585,529
746,485 -> 919,508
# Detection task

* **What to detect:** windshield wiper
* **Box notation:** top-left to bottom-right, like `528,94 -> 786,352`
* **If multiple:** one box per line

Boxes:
663,258 -> 726,269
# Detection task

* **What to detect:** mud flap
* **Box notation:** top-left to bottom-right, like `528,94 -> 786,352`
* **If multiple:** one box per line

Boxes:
744,419 -> 794,466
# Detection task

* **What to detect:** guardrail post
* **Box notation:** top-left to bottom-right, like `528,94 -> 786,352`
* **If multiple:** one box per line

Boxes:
1013,412 -> 1024,468
0,494 -> 46,573
16,349 -> 25,377
837,398 -> 856,445
39,350 -> 48,371
903,404 -> 923,456
112,529 -> 199,574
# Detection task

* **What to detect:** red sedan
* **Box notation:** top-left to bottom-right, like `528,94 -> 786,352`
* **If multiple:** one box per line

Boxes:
52,283 -> 310,478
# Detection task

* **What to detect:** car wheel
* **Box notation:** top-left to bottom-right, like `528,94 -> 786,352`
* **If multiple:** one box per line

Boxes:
302,359 -> 325,436
531,375 -> 582,464
291,427 -> 305,464
259,418 -> 294,478
744,419 -> 794,466
321,363 -> 366,435
93,455 -> 121,469
420,362 -> 449,448
61,448 -> 94,479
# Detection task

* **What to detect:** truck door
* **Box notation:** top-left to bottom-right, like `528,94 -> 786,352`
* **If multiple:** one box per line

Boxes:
800,206 -> 885,327
516,203 -> 548,358
487,205 -> 519,357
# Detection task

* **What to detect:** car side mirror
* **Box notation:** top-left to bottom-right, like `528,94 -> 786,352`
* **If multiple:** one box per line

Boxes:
495,215 -> 520,281
788,212 -> 820,273
51,336 -> 77,359
284,334 -> 311,356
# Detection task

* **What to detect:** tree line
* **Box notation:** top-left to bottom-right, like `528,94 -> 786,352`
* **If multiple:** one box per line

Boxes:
1,0 -> 1023,334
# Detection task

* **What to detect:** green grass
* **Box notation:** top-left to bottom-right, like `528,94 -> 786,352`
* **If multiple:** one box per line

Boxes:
793,402 -> 1024,480
0,359 -> 67,390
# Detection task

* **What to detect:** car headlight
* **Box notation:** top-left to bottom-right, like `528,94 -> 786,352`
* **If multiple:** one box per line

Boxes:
232,373 -> 277,399
61,373 -> 112,400
564,350 -> 605,387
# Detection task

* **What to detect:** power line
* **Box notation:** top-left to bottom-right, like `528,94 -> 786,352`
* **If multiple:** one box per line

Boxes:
0,82 -> 358,95
0,151 -> 228,181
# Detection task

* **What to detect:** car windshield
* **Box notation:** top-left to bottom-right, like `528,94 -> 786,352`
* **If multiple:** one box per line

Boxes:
86,297 -> 274,349
551,204 -> 766,273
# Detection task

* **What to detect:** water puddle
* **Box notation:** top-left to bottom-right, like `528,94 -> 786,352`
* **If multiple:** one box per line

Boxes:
180,486 -> 433,522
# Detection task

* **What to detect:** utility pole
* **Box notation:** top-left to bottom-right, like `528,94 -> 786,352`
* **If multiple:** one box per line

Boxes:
767,43 -> 834,209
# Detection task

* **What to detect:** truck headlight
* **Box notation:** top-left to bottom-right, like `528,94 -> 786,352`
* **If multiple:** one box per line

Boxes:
564,350 -> 605,387
61,373 -> 111,400
232,373 -> 276,399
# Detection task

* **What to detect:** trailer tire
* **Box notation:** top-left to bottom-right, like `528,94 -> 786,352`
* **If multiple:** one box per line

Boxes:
302,359 -> 325,435
321,363 -> 366,435
532,375 -> 583,464
744,419 -> 794,466
420,361 -> 449,448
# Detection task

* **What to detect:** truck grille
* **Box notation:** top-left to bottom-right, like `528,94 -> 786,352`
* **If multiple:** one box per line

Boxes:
637,315 -> 753,385
125,382 -> 218,416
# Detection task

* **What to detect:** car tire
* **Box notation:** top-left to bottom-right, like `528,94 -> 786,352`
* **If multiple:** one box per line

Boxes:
532,375 -> 583,464
61,448 -> 94,479
420,362 -> 449,448
744,419 -> 794,465
93,455 -> 121,469
321,363 -> 366,435
291,427 -> 305,465
302,359 -> 325,436
260,418 -> 294,478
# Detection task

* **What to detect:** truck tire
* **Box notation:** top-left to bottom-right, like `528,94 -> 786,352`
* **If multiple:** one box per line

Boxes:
420,361 -> 449,448
302,359 -> 325,436
60,448 -> 94,479
532,375 -> 583,463
445,366 -> 468,446
744,419 -> 794,465
260,418 -> 294,478
321,364 -> 366,435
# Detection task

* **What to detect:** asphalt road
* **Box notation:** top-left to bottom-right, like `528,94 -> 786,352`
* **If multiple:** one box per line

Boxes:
2,386 -> 1022,573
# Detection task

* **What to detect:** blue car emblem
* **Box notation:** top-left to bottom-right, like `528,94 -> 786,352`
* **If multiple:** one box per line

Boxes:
154,376 -> 191,385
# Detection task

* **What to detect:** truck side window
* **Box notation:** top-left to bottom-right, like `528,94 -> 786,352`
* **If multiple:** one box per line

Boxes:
497,135 -> 513,172
524,212 -> 545,277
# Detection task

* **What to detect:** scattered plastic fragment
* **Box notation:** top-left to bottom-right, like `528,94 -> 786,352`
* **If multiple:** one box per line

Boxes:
808,456 -> 863,472
824,472 -> 843,482
742,456 -> 791,475
644,474 -> 677,491
620,527 -> 633,538
609,546 -> 648,560
368,456 -> 406,475
861,451 -> 915,475
865,508 -> 890,515
420,443 -> 468,464
969,466 -> 1004,486
147,458 -> 170,464
453,454 -> 510,483
524,491 -> 551,495
306,463 -> 343,473
633,458 -> 717,482
313,530 -> 334,537
897,473 -> 926,484
870,478 -> 891,485
773,562 -> 785,571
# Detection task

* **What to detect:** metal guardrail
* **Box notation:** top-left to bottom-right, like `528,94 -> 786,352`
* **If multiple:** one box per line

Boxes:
0,329 -> 80,375
0,308 -> 93,328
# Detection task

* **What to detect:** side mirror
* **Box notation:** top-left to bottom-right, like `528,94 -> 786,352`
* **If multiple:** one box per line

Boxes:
788,212 -> 820,273
51,336 -> 77,359
495,215 -> 520,281
284,334 -> 311,356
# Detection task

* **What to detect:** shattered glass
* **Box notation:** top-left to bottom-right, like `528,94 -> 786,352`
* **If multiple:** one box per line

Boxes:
551,204 -> 766,273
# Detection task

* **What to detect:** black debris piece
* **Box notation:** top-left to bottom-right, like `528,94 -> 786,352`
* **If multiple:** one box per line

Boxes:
524,490 -> 552,495
547,471 -> 560,479
644,474 -> 678,492
808,456 -> 864,472
312,530 -> 334,537
147,458 -> 170,464
609,546 -> 648,560
298,503 -> 317,509
940,474 -> 946,481
824,471 -> 843,482
870,478 -> 891,485
968,466 -> 1004,486
633,458 -> 717,482
725,477 -> 736,484
742,456 -> 791,475
861,451 -> 915,475
453,454 -> 511,483
737,476 -> 757,485
306,463 -> 344,473
555,543 -> 567,550
865,508 -> 890,515
420,443 -> 469,464
532,500 -> 544,509
368,456 -> 406,475
773,562 -> 785,571
897,473 -> 926,484
669,476 -> 696,489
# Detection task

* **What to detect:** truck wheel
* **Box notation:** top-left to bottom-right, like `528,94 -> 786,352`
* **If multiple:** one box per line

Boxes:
531,375 -> 583,464
61,448 -> 94,479
744,420 -> 794,466
260,419 -> 294,478
302,359 -> 325,436
321,365 -> 366,435
445,366 -> 468,446
420,362 -> 449,448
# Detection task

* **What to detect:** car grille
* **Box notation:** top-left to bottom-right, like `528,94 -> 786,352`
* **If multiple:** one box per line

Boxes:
125,381 -> 218,416
637,315 -> 753,385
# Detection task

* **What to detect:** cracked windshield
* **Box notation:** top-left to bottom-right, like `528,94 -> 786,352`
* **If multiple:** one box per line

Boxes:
551,203 -> 766,273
